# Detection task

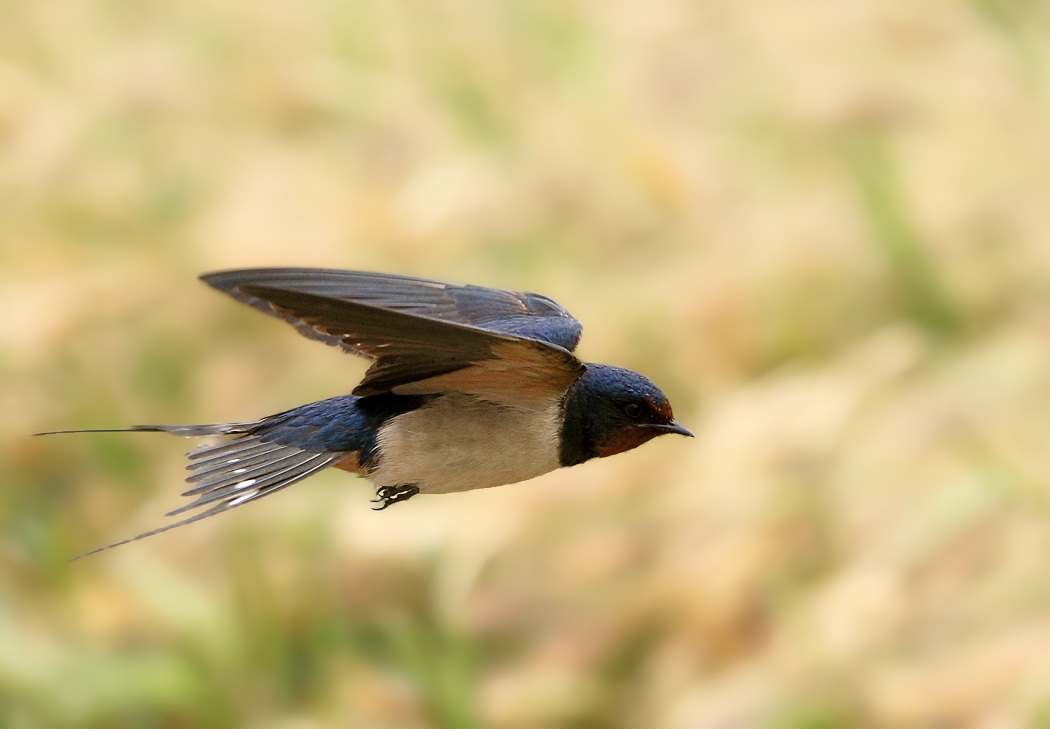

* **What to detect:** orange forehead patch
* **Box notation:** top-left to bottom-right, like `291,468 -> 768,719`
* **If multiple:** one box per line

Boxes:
646,396 -> 673,420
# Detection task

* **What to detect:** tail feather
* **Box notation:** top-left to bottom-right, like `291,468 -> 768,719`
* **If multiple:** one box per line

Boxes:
168,449 -> 341,516
182,439 -> 292,488
36,420 -> 351,560
183,445 -> 294,488
186,435 -> 283,462
34,423 -> 256,437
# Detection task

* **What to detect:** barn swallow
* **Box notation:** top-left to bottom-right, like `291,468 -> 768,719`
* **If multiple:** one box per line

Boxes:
40,268 -> 692,557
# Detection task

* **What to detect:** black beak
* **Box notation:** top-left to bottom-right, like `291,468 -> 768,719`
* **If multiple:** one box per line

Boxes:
641,420 -> 694,438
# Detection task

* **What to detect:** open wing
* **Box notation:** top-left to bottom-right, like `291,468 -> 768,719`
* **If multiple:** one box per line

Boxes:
201,268 -> 586,405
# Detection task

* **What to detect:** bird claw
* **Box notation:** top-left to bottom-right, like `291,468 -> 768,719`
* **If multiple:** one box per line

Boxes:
371,484 -> 419,511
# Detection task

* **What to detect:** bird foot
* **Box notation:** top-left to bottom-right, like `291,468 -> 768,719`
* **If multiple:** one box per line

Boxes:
371,484 -> 419,510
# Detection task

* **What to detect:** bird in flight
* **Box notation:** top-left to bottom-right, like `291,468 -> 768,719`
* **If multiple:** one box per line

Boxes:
40,268 -> 692,557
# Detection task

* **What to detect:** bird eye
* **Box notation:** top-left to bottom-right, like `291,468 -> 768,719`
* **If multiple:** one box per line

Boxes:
624,402 -> 642,419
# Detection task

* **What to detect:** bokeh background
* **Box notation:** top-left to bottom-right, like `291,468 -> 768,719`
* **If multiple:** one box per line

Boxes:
4,1 -> 1050,727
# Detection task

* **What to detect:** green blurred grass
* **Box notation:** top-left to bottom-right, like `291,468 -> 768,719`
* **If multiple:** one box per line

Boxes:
4,0 -> 1050,727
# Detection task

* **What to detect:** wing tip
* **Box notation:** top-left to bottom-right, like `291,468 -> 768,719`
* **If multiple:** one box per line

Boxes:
200,268 -> 375,293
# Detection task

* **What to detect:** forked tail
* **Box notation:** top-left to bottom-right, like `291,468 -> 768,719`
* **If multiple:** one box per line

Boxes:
35,415 -> 352,559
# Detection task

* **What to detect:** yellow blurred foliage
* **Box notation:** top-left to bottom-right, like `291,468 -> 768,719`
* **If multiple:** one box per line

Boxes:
3,0 -> 1050,727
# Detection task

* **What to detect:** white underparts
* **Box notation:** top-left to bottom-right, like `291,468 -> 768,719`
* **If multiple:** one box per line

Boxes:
371,394 -> 562,494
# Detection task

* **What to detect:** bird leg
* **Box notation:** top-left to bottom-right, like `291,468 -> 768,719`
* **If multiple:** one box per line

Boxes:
370,484 -> 420,510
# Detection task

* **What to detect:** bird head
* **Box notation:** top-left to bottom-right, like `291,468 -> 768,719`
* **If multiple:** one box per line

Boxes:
559,364 -> 692,466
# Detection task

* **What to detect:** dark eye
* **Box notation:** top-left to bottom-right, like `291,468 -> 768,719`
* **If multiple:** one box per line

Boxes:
624,402 -> 642,419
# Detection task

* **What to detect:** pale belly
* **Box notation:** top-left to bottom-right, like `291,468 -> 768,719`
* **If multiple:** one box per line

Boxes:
369,394 -> 563,494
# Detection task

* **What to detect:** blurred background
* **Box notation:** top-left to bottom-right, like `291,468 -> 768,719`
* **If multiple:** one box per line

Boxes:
3,0 -> 1050,727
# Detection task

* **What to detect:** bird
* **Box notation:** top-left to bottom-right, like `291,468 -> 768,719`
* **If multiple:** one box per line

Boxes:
39,268 -> 692,558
